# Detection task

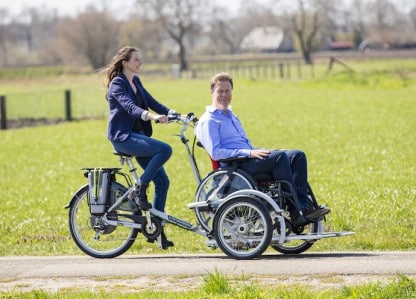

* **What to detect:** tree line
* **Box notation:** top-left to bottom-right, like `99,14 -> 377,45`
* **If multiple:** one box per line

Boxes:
0,0 -> 415,71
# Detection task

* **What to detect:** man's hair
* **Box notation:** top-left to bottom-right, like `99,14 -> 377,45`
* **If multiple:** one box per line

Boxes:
210,72 -> 233,91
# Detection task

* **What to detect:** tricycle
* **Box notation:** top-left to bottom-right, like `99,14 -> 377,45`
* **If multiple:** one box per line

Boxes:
65,113 -> 354,259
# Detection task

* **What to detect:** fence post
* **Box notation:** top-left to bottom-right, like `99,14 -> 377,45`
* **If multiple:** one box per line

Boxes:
286,62 -> 291,79
279,63 -> 284,79
65,89 -> 72,121
0,95 -> 7,130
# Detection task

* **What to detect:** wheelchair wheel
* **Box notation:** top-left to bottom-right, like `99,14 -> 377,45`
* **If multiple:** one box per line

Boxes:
213,197 -> 272,260
270,194 -> 319,254
194,169 -> 255,232
68,183 -> 139,258
270,220 -> 318,254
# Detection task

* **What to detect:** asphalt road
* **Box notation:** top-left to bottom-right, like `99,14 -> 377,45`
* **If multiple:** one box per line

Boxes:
1,251 -> 416,292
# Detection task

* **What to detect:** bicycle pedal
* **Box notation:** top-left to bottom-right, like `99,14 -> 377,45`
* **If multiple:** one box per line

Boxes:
93,224 -> 105,231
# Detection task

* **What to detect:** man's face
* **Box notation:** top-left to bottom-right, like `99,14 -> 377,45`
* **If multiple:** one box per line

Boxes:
211,80 -> 232,111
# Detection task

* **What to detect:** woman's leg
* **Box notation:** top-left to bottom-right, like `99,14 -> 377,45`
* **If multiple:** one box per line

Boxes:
136,156 -> 170,212
112,132 -> 172,184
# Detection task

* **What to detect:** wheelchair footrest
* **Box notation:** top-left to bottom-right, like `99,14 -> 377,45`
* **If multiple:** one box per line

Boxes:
187,201 -> 209,209
282,231 -> 355,242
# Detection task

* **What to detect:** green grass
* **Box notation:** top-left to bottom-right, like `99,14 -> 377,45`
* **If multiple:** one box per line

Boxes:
1,273 -> 415,298
0,59 -> 415,256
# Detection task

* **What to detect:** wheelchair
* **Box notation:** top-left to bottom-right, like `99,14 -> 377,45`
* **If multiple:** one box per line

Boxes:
192,153 -> 326,255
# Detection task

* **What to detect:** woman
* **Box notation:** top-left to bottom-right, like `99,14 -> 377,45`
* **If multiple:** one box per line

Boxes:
103,46 -> 176,248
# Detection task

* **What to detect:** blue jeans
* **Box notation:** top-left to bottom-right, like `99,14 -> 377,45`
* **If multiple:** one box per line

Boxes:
239,149 -> 309,209
111,132 -> 172,212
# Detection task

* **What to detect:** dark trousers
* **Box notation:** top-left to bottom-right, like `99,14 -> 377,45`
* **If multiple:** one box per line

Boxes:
239,149 -> 309,209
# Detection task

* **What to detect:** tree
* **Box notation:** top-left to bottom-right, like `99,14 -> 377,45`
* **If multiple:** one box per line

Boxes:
291,0 -> 341,64
0,8 -> 11,66
411,7 -> 416,31
120,18 -> 164,60
290,0 -> 321,64
58,6 -> 120,69
136,0 -> 209,71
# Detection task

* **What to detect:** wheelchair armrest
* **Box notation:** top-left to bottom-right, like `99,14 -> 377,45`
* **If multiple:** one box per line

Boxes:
218,156 -> 248,164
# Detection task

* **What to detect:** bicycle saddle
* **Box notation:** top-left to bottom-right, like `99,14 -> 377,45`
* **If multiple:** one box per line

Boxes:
113,150 -> 133,158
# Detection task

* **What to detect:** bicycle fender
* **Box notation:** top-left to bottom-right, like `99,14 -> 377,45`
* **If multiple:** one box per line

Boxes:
64,184 -> 89,209
223,189 -> 283,213
222,189 -> 287,244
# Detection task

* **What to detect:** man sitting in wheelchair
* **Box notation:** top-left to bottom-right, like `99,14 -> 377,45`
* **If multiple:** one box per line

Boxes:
195,72 -> 330,225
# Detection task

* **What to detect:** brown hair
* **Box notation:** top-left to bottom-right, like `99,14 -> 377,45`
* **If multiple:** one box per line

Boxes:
102,47 -> 140,89
210,72 -> 233,92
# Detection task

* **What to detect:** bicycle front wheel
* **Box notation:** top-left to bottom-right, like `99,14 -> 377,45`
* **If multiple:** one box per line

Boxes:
213,197 -> 272,260
68,184 -> 139,258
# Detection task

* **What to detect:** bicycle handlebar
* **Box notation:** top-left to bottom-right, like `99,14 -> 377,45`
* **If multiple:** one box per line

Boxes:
155,112 -> 198,124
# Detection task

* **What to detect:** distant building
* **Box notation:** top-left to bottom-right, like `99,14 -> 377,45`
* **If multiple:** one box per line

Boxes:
328,41 -> 354,51
240,26 -> 294,53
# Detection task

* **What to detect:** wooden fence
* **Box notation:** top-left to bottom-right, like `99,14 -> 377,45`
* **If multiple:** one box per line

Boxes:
145,61 -> 315,81
0,90 -> 73,130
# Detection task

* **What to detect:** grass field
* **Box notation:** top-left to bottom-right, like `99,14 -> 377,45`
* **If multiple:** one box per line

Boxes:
0,58 -> 415,257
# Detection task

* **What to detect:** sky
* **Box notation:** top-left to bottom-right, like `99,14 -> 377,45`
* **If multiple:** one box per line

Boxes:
0,0 -> 248,17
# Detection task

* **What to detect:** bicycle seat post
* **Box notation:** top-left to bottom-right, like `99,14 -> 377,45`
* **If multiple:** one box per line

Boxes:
126,157 -> 140,185
116,154 -> 140,185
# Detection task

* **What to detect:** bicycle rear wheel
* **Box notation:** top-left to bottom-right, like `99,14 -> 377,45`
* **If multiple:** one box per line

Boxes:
68,184 -> 139,258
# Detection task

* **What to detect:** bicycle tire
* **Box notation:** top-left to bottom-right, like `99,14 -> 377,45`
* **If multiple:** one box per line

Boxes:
68,184 -> 139,258
213,197 -> 272,260
270,194 -> 319,254
194,169 -> 255,232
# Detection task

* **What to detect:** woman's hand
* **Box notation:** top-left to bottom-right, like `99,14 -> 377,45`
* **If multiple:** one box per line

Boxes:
153,114 -> 168,124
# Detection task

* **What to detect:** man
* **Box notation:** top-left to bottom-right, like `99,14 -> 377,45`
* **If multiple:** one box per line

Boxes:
195,72 -> 330,223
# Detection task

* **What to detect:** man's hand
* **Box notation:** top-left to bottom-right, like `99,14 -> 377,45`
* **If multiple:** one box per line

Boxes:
249,149 -> 270,159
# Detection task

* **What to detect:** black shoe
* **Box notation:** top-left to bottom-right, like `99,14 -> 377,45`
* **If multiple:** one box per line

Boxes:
135,183 -> 152,211
147,228 -> 174,249
289,211 -> 306,226
303,207 -> 331,220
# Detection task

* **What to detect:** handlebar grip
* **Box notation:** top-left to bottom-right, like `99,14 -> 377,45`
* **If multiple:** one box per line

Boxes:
155,113 -> 181,123
154,112 -> 197,124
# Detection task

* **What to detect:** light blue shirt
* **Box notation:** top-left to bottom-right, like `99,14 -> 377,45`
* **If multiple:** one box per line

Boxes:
195,106 -> 254,161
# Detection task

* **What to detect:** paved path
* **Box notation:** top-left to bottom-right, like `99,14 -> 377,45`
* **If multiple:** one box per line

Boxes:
1,251 -> 415,292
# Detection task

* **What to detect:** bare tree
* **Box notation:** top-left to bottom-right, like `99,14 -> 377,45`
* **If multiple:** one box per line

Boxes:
120,17 -> 165,60
347,0 -> 367,49
289,0 -> 340,64
207,6 -> 248,55
0,8 -> 11,66
373,0 -> 398,46
58,6 -> 120,69
136,0 -> 209,71
411,6 -> 416,31
291,0 -> 320,64
206,2 -> 280,55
